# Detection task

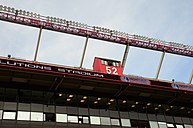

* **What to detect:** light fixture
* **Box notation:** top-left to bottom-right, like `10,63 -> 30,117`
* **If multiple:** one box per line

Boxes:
67,98 -> 71,101
110,99 -> 114,102
80,100 -> 85,103
97,98 -> 101,101
26,11 -> 30,16
147,103 -> 151,106
158,104 -> 162,107
166,108 -> 170,111
37,14 -> 40,19
107,102 -> 111,105
59,93 -> 62,97
3,6 -> 7,11
94,101 -> 98,104
11,8 -> 15,13
69,95 -> 73,98
155,107 -> 158,110
18,10 -> 23,15
7,7 -> 11,12
23,10 -> 26,16
30,12 -> 33,17
83,96 -> 87,99
180,107 -> 185,110
34,13 -> 37,18
131,105 -> 135,108
123,100 -> 126,103
135,102 -> 139,105
170,106 -> 173,108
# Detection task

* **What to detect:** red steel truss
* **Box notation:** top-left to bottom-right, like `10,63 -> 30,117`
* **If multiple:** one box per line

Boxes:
0,5 -> 193,57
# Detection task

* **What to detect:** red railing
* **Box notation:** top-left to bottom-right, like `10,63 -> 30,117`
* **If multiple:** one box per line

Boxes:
0,5 -> 193,57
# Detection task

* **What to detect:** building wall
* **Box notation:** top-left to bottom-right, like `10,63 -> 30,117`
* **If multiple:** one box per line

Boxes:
0,88 -> 193,128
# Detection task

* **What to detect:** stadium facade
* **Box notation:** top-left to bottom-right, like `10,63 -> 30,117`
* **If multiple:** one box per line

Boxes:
0,5 -> 193,128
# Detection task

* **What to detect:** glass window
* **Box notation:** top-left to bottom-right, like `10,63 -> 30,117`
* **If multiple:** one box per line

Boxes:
78,116 -> 89,124
100,117 -> 110,125
3,111 -> 16,120
149,121 -> 159,128
44,113 -> 55,122
184,124 -> 193,128
0,110 -> 3,119
176,125 -> 184,128
67,107 -> 78,115
157,115 -> 165,122
167,123 -> 174,127
120,112 -> 129,118
129,112 -> 138,119
105,61 -> 108,65
17,111 -> 30,121
116,62 -> 119,67
113,62 -> 116,66
79,108 -> 88,115
90,116 -> 100,125
148,114 -> 157,121
158,122 -> 167,128
31,112 -> 43,121
100,109 -> 109,117
182,117 -> 191,124
139,113 -> 148,120
111,118 -> 120,126
101,60 -> 105,65
174,117 -> 183,123
68,115 -> 78,123
56,114 -> 67,123
83,116 -> 89,124
4,102 -> 17,110
121,118 -> 131,127
110,110 -> 119,118
165,116 -> 174,123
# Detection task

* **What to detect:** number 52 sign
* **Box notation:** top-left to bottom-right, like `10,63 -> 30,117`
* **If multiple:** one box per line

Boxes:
105,66 -> 118,75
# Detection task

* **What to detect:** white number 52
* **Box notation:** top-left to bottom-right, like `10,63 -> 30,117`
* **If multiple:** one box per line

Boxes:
106,66 -> 118,75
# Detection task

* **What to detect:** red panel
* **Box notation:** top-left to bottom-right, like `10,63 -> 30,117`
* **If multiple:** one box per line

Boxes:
93,57 -> 123,76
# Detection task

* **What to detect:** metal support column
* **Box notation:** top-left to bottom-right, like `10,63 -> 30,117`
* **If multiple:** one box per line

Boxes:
122,44 -> 130,71
189,69 -> 193,84
34,27 -> 43,61
155,51 -> 165,79
80,36 -> 89,68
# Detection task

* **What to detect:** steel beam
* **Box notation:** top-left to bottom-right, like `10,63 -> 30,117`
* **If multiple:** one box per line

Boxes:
0,11 -> 193,57
189,69 -> 193,84
34,27 -> 43,61
122,44 -> 130,71
155,51 -> 165,79
80,36 -> 89,68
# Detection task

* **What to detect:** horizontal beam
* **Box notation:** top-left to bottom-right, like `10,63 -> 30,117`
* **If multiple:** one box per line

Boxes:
0,9 -> 193,58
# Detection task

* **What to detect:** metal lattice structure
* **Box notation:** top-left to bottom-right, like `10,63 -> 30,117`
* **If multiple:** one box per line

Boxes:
0,5 -> 192,83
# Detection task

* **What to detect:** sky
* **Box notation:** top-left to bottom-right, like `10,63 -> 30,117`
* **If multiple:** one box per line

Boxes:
0,0 -> 192,84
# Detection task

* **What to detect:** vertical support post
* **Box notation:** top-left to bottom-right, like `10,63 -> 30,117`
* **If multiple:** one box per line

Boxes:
80,36 -> 89,68
189,69 -> 193,84
122,44 -> 130,71
34,27 -> 43,61
155,51 -> 165,79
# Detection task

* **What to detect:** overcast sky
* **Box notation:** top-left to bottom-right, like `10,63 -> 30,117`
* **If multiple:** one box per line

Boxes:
0,0 -> 192,84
